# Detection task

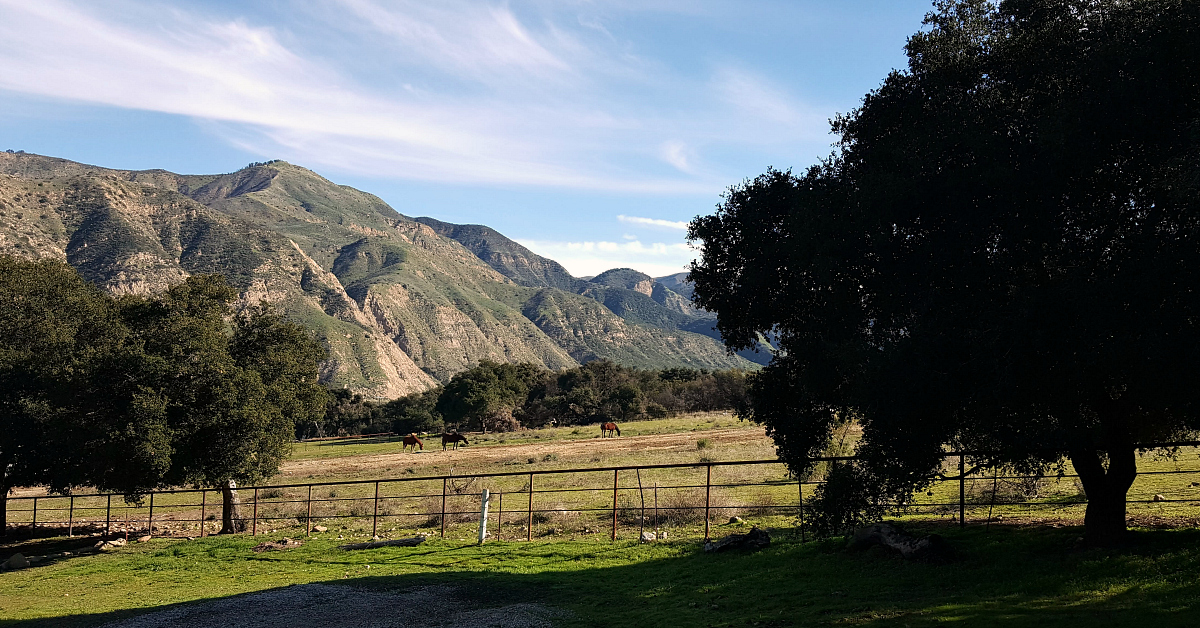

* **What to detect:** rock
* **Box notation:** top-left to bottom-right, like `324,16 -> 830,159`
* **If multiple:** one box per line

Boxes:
640,531 -> 656,543
728,516 -> 744,524
3,553 -> 29,570
94,537 -> 128,551
849,523 -> 953,561
340,535 -> 427,550
658,530 -> 667,539
253,538 -> 304,553
136,535 -> 153,543
704,527 -> 770,553
313,525 -> 328,533
1153,494 -> 1167,502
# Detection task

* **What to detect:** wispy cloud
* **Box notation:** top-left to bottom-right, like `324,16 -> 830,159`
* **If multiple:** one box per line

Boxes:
0,0 -> 830,191
617,214 -> 689,230
517,238 -> 696,278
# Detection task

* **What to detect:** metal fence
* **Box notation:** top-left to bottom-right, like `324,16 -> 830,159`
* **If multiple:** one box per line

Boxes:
6,443 -> 1200,542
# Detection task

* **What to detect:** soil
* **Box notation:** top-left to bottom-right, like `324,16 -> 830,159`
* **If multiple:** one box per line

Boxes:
97,583 -> 561,628
280,426 -> 770,481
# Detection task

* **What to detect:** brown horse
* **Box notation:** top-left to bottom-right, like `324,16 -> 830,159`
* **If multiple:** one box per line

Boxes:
402,434 -> 423,452
601,422 -> 621,437
442,432 -> 469,450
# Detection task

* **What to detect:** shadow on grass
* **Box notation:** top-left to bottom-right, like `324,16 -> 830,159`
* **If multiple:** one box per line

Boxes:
5,523 -> 1200,628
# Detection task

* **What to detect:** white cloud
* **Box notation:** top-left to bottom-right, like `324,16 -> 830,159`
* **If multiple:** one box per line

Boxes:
0,0 -> 829,192
617,214 -> 689,230
517,238 -> 696,278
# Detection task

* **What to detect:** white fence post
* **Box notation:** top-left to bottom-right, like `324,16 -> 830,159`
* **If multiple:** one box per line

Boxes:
478,489 -> 490,544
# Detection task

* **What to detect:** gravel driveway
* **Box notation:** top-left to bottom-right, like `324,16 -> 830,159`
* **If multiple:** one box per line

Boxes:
99,583 -> 562,628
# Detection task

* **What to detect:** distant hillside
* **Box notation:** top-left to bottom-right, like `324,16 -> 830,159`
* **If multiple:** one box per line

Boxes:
0,152 -> 755,398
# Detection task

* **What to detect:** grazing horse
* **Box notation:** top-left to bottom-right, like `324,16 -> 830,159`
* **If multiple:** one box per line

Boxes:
402,434 -> 423,452
442,432 -> 469,450
601,422 -> 621,437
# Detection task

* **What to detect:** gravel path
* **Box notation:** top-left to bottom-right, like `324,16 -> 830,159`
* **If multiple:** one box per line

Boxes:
99,584 -> 562,628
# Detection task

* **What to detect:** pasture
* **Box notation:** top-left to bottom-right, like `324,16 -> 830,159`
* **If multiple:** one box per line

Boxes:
3,523 -> 1200,626
5,414 -> 1200,626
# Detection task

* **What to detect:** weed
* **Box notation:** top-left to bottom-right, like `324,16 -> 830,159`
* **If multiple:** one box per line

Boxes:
696,438 -> 712,450
542,453 -> 558,462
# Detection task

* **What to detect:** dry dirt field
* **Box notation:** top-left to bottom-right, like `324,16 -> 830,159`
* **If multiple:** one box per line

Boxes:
280,424 -> 776,484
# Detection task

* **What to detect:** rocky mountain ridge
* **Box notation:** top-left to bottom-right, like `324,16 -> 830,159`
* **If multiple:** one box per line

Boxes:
0,152 -> 754,399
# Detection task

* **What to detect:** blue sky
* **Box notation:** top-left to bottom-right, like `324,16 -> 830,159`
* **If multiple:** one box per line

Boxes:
0,0 -> 932,277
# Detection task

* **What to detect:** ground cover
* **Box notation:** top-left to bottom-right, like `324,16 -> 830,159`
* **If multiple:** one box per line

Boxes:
2,522 -> 1199,627
7,415 -> 1200,543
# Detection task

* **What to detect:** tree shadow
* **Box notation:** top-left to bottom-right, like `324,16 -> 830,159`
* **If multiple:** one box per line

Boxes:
4,525 -> 1199,627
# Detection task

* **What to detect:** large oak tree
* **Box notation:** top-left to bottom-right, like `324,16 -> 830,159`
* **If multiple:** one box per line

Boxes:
689,0 -> 1200,544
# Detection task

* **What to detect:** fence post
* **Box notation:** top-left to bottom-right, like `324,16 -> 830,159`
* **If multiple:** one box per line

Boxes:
477,488 -> 490,544
372,481 -> 380,538
147,492 -> 154,536
653,483 -> 658,536
106,494 -> 112,537
440,478 -> 448,539
200,490 -> 206,538
704,465 -> 712,541
252,488 -> 258,536
306,485 -> 312,536
496,492 -> 503,542
31,497 -> 37,531
612,469 -> 619,541
69,495 -> 75,537
798,479 -> 805,542
959,454 -> 966,528
526,473 -> 534,542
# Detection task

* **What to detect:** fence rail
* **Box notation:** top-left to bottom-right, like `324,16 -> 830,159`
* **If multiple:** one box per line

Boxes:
7,443 -> 1200,542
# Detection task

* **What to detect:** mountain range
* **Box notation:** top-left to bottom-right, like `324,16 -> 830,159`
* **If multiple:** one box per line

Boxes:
0,152 -> 763,398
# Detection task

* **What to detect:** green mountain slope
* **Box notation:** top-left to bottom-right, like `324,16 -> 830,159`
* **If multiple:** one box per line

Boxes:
0,152 -> 753,397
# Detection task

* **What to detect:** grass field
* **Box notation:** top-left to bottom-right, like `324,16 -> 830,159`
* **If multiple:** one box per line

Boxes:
3,522 -> 1200,626
5,416 -> 1200,625
6,414 -> 1200,543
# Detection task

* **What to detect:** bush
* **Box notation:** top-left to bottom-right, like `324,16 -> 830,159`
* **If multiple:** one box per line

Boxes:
696,438 -> 712,450
803,462 -> 890,538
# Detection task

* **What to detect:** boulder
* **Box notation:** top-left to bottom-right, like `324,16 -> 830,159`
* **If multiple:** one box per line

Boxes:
1153,494 -> 1167,502
704,527 -> 770,553
640,531 -> 656,543
252,538 -> 304,553
3,553 -> 29,570
312,525 -> 328,533
728,516 -> 744,524
340,535 -> 427,550
136,535 -> 153,543
849,523 -> 953,561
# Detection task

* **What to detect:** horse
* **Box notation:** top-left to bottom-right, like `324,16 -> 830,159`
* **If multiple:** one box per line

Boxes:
401,434 -> 423,452
442,432 -> 469,450
601,422 -> 621,437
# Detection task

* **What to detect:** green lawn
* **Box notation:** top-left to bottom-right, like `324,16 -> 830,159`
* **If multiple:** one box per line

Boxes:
3,522 -> 1199,626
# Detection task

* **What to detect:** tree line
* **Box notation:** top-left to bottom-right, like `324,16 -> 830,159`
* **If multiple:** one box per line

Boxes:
0,257 -> 327,535
307,360 -> 751,438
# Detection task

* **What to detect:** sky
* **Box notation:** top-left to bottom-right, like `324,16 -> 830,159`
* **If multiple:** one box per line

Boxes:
0,0 -> 933,278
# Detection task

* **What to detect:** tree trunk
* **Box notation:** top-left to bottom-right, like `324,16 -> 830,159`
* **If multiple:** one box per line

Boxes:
0,484 -> 8,538
1070,445 -> 1137,546
219,479 -> 246,534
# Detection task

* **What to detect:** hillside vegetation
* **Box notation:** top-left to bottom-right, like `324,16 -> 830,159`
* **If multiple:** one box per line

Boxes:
0,152 -> 754,398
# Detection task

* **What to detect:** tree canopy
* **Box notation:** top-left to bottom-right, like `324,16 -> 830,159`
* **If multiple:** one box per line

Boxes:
688,0 -> 1200,544
0,258 -> 328,534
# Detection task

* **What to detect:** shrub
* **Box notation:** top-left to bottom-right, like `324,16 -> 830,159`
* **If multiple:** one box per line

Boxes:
803,462 -> 890,538
696,438 -> 712,450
